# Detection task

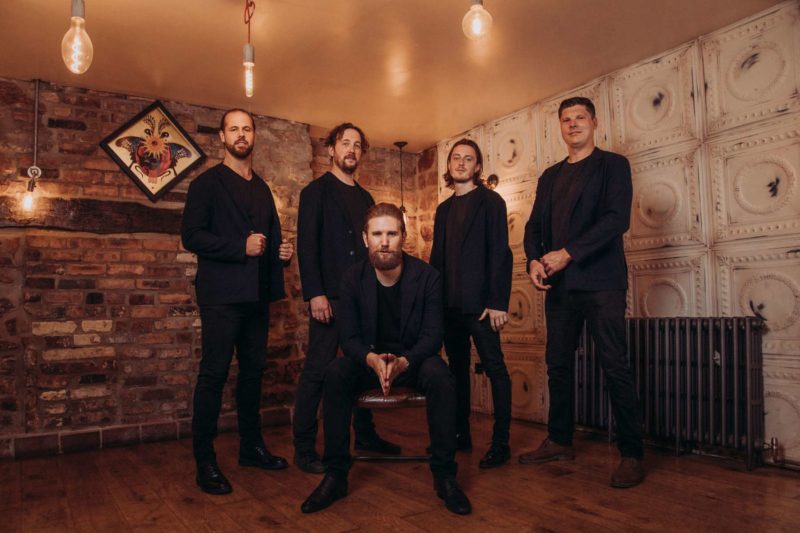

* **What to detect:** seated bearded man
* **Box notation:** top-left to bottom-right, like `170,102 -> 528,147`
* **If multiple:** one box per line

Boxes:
300,202 -> 471,516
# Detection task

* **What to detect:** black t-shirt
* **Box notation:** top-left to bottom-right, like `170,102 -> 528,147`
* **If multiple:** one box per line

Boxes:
444,187 -> 479,309
375,277 -> 403,355
220,166 -> 275,295
333,177 -> 371,262
550,156 -> 590,251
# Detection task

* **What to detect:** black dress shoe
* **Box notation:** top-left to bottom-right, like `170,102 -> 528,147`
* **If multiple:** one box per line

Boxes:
239,445 -> 289,470
196,462 -> 232,495
354,435 -> 402,455
479,444 -> 510,469
434,477 -> 471,515
295,452 -> 326,474
301,473 -> 348,514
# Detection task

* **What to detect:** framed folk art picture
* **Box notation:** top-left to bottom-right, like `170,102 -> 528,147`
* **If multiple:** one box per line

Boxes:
100,100 -> 206,202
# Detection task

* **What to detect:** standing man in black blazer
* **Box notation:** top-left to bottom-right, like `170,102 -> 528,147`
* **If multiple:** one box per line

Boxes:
294,123 -> 400,474
520,96 -> 645,488
430,138 -> 513,469
301,203 -> 470,516
182,109 -> 294,495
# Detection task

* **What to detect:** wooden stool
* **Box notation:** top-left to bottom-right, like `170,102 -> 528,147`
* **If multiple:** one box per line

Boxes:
352,387 -> 430,462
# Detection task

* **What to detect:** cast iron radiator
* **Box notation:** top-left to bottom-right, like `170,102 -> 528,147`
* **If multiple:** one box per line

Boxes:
574,317 -> 765,469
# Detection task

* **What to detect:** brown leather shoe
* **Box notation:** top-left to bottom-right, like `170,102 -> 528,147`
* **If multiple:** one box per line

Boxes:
610,457 -> 645,488
518,437 -> 575,464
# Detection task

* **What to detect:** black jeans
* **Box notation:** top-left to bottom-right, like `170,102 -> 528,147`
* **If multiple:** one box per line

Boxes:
293,299 -> 377,455
545,286 -> 644,458
443,311 -> 511,446
192,301 -> 269,465
322,356 -> 458,479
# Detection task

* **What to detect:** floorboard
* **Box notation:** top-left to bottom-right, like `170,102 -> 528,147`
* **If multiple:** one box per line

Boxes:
4,410 -> 800,532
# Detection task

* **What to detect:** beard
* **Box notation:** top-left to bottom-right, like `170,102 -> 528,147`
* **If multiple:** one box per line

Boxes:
225,140 -> 254,160
334,153 -> 359,174
369,249 -> 402,271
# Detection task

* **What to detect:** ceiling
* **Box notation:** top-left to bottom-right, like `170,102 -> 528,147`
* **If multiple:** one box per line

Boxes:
0,0 -> 784,151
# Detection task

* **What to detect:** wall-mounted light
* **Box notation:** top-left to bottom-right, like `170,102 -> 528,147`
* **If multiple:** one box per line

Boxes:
23,80 -> 42,213
22,172 -> 38,212
61,0 -> 94,74
462,0 -> 493,40
21,79 -> 42,212
243,1 -> 256,98
394,141 -> 409,227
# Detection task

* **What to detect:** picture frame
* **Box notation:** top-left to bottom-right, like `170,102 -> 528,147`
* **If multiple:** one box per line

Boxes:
100,100 -> 206,202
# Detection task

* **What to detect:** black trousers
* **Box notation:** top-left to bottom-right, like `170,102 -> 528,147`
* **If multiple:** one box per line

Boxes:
545,286 -> 644,458
443,311 -> 512,446
322,356 -> 458,479
293,299 -> 376,455
192,301 -> 269,465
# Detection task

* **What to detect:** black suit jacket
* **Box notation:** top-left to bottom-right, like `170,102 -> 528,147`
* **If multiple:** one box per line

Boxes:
297,172 -> 375,301
523,148 -> 631,291
430,184 -> 513,313
338,254 -> 443,371
181,163 -> 286,305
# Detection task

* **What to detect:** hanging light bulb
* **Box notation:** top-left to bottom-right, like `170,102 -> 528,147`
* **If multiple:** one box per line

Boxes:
462,0 -> 493,40
61,0 -> 94,74
22,175 -> 37,212
243,43 -> 255,98
242,1 -> 256,97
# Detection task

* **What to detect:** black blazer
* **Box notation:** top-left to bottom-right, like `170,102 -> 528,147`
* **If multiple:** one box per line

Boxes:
181,163 -> 286,305
297,172 -> 374,301
523,148 -> 631,291
430,184 -> 513,313
338,254 -> 443,371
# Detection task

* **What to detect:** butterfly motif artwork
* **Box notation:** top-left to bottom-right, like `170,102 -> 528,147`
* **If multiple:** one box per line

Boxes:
100,100 -> 206,202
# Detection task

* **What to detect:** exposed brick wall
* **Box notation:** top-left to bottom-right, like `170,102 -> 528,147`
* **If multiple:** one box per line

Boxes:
0,77 -> 439,458
0,78 -> 312,457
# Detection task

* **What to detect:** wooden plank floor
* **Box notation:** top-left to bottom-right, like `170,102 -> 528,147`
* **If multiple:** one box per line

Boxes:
3,411 -> 800,532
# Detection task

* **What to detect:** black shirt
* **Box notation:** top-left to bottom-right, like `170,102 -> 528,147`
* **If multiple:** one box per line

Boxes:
221,166 -> 275,296
550,156 -> 590,251
333,177 -> 372,263
444,187 -> 479,309
375,277 -> 403,355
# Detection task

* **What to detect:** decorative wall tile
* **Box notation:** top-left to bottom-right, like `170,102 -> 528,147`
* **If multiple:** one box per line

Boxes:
486,107 -> 538,181
610,44 -> 701,155
538,78 -> 611,169
626,144 -> 706,251
708,121 -> 800,242
496,181 -> 536,266
505,350 -> 548,423
701,2 -> 800,135
501,271 -> 546,346
715,241 -> 800,356
763,354 -> 800,464
626,247 -> 711,317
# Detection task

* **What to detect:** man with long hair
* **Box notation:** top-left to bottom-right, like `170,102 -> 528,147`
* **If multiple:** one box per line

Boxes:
430,138 -> 514,469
